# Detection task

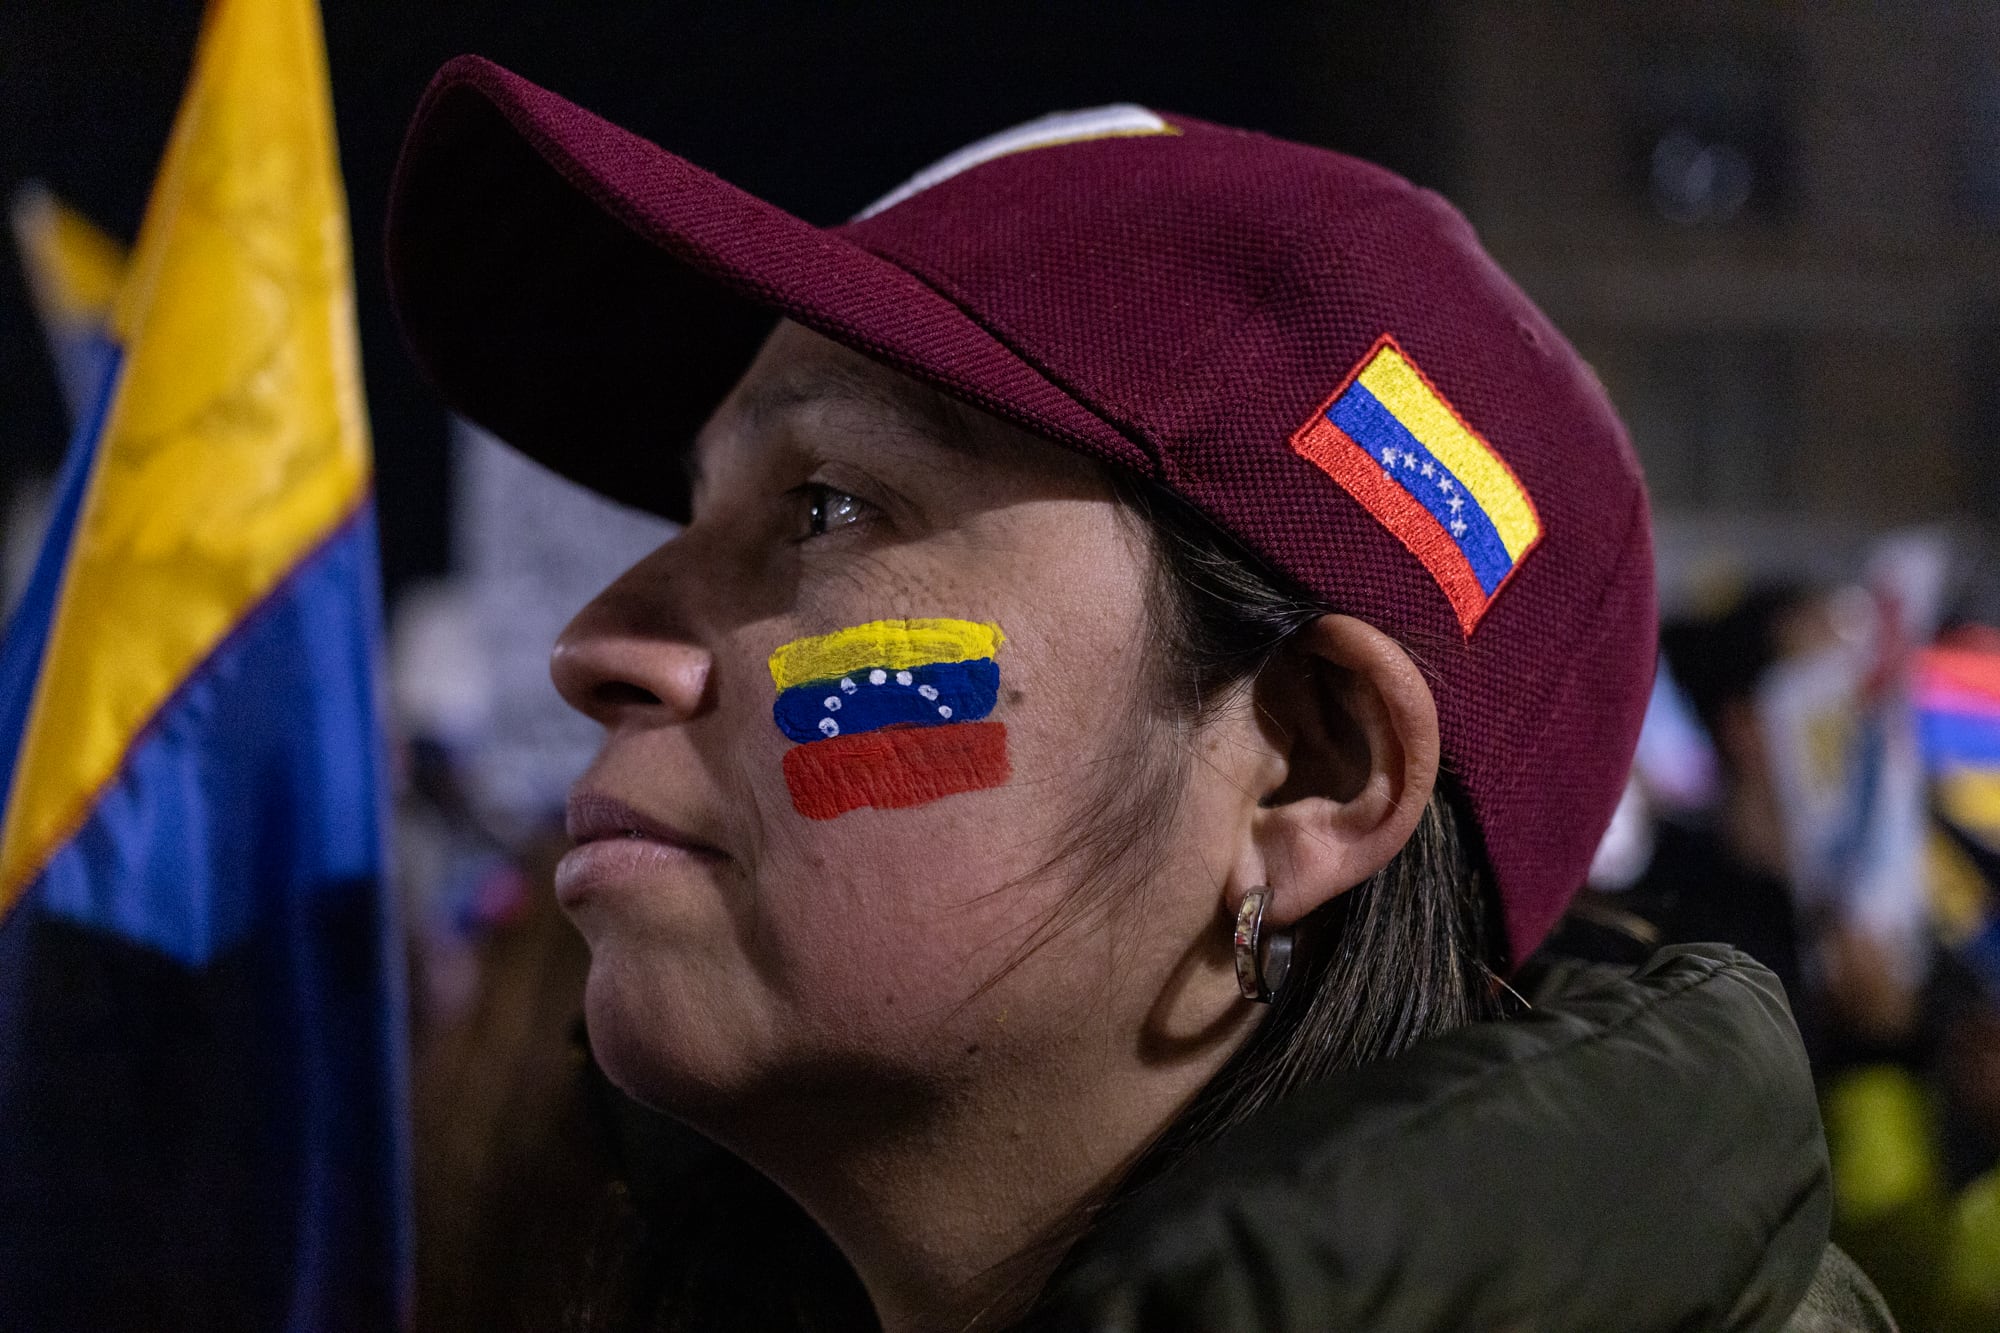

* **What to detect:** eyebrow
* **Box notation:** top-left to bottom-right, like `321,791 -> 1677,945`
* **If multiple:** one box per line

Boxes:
686,358 -> 981,492
743,359 -> 973,443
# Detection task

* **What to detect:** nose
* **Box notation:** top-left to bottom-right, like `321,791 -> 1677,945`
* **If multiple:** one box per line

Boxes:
550,567 -> 713,728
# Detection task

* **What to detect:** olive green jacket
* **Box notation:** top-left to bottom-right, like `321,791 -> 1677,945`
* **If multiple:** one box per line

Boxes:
1032,946 -> 1897,1332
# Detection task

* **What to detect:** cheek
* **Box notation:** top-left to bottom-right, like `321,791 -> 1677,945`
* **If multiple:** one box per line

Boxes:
746,789 -> 1071,1028
741,640 -> 1147,1043
759,609 -> 1146,824
726,508 -> 1159,1056
765,620 -> 1013,823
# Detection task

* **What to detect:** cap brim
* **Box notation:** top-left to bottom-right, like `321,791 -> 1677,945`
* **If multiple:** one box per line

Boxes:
386,56 -> 1146,520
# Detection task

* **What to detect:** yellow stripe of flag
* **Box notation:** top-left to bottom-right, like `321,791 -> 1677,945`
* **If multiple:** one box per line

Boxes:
1357,346 -> 1540,561
769,619 -> 1004,691
0,0 -> 370,912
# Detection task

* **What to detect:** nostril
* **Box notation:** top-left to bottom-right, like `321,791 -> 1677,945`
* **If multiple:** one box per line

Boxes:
592,681 -> 662,710
549,623 -> 708,723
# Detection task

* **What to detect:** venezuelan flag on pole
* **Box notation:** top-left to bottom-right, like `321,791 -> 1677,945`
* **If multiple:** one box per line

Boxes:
0,0 -> 408,1327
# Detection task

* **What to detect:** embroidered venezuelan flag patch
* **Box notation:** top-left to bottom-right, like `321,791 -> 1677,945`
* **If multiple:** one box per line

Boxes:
1290,335 -> 1542,634
769,618 -> 1010,819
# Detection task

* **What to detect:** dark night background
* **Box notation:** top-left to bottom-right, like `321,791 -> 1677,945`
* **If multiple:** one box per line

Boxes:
7,10 -> 2000,1329
0,1 -> 1444,597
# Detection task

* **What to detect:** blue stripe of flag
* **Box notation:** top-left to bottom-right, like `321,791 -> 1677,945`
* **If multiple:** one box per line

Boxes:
0,343 -> 121,814
774,657 -> 998,745
27,508 -> 389,965
1328,382 -> 1514,594
0,502 -> 409,1328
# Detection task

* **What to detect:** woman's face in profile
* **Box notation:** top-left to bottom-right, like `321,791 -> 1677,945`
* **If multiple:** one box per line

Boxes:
550,322 -> 1260,1124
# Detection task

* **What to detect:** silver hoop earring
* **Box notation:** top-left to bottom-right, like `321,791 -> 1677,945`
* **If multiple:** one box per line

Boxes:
1233,889 -> 1294,1003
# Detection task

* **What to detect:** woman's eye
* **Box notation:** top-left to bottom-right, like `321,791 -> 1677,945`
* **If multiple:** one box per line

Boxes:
802,484 -> 869,538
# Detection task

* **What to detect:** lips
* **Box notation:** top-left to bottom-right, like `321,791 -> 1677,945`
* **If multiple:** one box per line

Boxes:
564,790 -> 722,857
556,790 -> 725,909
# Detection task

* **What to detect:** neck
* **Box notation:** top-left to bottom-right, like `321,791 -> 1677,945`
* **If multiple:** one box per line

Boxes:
704,1037 -> 1229,1333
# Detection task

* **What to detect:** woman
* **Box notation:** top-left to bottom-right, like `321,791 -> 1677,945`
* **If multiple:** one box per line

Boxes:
387,60 -> 1893,1331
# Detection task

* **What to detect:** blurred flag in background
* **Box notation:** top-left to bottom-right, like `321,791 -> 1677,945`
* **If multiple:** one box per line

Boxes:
0,0 -> 408,1327
1918,634 -> 2000,999
8,186 -> 126,427
3,191 -> 129,617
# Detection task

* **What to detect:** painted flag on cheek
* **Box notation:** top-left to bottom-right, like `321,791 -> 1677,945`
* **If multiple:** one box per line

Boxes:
769,619 -> 1011,819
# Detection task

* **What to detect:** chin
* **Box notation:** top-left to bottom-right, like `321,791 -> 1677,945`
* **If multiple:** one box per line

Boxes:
581,952 -> 952,1154
579,948 -> 765,1121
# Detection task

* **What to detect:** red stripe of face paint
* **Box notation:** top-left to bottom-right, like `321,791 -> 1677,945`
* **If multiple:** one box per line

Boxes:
1291,414 -> 1490,633
782,721 -> 1011,820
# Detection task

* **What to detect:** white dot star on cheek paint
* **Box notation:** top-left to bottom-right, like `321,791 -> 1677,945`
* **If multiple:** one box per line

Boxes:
840,677 -> 857,693
819,718 -> 839,737
895,670 -> 913,686
918,684 -> 938,701
869,669 -> 887,685
823,696 -> 841,711
938,705 -> 953,719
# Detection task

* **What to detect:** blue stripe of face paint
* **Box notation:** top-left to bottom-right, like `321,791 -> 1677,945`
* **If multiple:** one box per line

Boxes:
773,657 -> 1000,744
1328,383 -> 1514,594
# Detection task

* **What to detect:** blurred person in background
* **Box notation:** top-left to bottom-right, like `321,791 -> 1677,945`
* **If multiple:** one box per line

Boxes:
1659,586 -> 1815,997
1635,582 -> 1933,1065
389,578 -> 528,1023
383,59 -> 1892,1332
387,575 -> 639,1332
1822,617 -> 2000,1331
1623,580 -> 2000,1329
1553,595 -> 1808,1005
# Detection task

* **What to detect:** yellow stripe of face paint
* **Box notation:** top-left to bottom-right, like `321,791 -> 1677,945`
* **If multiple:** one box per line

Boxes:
1357,347 -> 1541,561
769,618 -> 1004,691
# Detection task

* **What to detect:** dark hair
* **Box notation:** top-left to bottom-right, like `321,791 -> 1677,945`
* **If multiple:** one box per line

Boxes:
569,473 -> 1504,1333
1104,474 -> 1502,1160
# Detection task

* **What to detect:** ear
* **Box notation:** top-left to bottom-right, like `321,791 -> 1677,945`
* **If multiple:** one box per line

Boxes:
1242,615 -> 1440,928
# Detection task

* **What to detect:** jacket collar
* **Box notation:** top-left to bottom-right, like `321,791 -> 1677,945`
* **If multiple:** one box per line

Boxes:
1036,946 -> 1831,1332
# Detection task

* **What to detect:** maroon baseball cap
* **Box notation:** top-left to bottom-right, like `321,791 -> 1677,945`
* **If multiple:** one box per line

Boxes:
386,55 -> 1655,966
